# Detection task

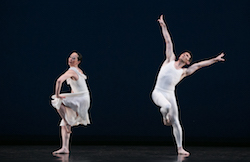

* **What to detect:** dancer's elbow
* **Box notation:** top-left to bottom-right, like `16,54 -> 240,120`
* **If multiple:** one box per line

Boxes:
56,79 -> 63,84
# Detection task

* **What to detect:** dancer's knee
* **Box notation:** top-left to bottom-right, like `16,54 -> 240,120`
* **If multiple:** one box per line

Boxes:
171,119 -> 181,129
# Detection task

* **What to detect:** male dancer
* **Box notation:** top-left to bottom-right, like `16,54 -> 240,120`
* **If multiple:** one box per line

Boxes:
151,15 -> 225,155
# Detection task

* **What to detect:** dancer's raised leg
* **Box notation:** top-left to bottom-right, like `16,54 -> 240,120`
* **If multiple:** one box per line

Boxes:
160,107 -> 171,126
152,90 -> 171,126
56,104 -> 72,133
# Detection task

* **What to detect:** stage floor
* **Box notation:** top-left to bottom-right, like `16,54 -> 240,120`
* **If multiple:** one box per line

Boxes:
0,145 -> 249,162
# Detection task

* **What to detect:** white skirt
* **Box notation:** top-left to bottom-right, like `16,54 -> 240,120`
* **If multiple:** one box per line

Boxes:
51,92 -> 90,126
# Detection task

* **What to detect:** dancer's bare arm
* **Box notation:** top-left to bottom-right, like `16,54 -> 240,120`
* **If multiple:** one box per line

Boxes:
158,15 -> 175,63
183,53 -> 225,77
55,70 -> 78,98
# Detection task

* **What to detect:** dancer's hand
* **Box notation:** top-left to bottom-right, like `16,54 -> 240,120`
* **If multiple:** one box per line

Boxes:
158,15 -> 166,26
215,52 -> 225,62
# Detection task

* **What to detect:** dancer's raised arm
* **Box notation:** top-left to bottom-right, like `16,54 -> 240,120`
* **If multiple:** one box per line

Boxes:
183,53 -> 225,77
158,15 -> 175,62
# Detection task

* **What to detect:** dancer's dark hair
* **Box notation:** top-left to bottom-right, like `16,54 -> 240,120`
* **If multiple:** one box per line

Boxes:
69,50 -> 83,64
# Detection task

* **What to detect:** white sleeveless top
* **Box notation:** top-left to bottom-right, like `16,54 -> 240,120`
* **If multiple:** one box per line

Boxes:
66,67 -> 89,93
154,61 -> 183,91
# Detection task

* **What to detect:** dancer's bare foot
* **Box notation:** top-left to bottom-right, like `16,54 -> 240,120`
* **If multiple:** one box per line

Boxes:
160,108 -> 171,126
165,114 -> 172,126
162,118 -> 172,126
162,114 -> 171,126
52,147 -> 70,154
178,147 -> 190,156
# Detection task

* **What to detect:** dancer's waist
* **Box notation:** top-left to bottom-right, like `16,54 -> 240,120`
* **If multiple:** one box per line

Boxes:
154,86 -> 175,93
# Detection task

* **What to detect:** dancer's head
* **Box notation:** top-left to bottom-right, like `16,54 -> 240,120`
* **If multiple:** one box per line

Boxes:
68,50 -> 82,67
178,50 -> 192,65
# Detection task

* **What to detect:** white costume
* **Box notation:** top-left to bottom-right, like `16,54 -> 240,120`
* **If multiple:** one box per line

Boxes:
152,61 -> 183,147
51,67 -> 90,126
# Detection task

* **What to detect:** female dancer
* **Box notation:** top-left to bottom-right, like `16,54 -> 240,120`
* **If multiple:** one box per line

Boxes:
51,50 -> 91,154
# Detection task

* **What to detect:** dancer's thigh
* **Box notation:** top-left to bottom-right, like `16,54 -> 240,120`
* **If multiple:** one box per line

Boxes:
152,90 -> 171,108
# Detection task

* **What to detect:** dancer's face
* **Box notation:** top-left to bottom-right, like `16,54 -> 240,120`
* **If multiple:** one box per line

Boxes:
68,52 -> 80,67
179,52 -> 191,65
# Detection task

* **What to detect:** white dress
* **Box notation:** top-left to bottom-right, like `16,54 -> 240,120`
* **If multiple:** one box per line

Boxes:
51,67 -> 90,126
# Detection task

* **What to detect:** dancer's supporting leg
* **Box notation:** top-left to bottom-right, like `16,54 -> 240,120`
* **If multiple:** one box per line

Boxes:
168,94 -> 189,155
53,126 -> 71,154
170,114 -> 189,155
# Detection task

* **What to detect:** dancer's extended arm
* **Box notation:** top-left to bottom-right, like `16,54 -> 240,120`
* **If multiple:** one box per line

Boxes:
158,15 -> 175,62
183,53 -> 225,77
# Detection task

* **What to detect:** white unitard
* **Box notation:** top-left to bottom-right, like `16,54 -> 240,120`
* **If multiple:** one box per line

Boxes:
152,61 -> 183,148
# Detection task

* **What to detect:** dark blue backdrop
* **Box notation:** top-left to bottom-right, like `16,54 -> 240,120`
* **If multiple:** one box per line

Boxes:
0,0 -> 249,143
